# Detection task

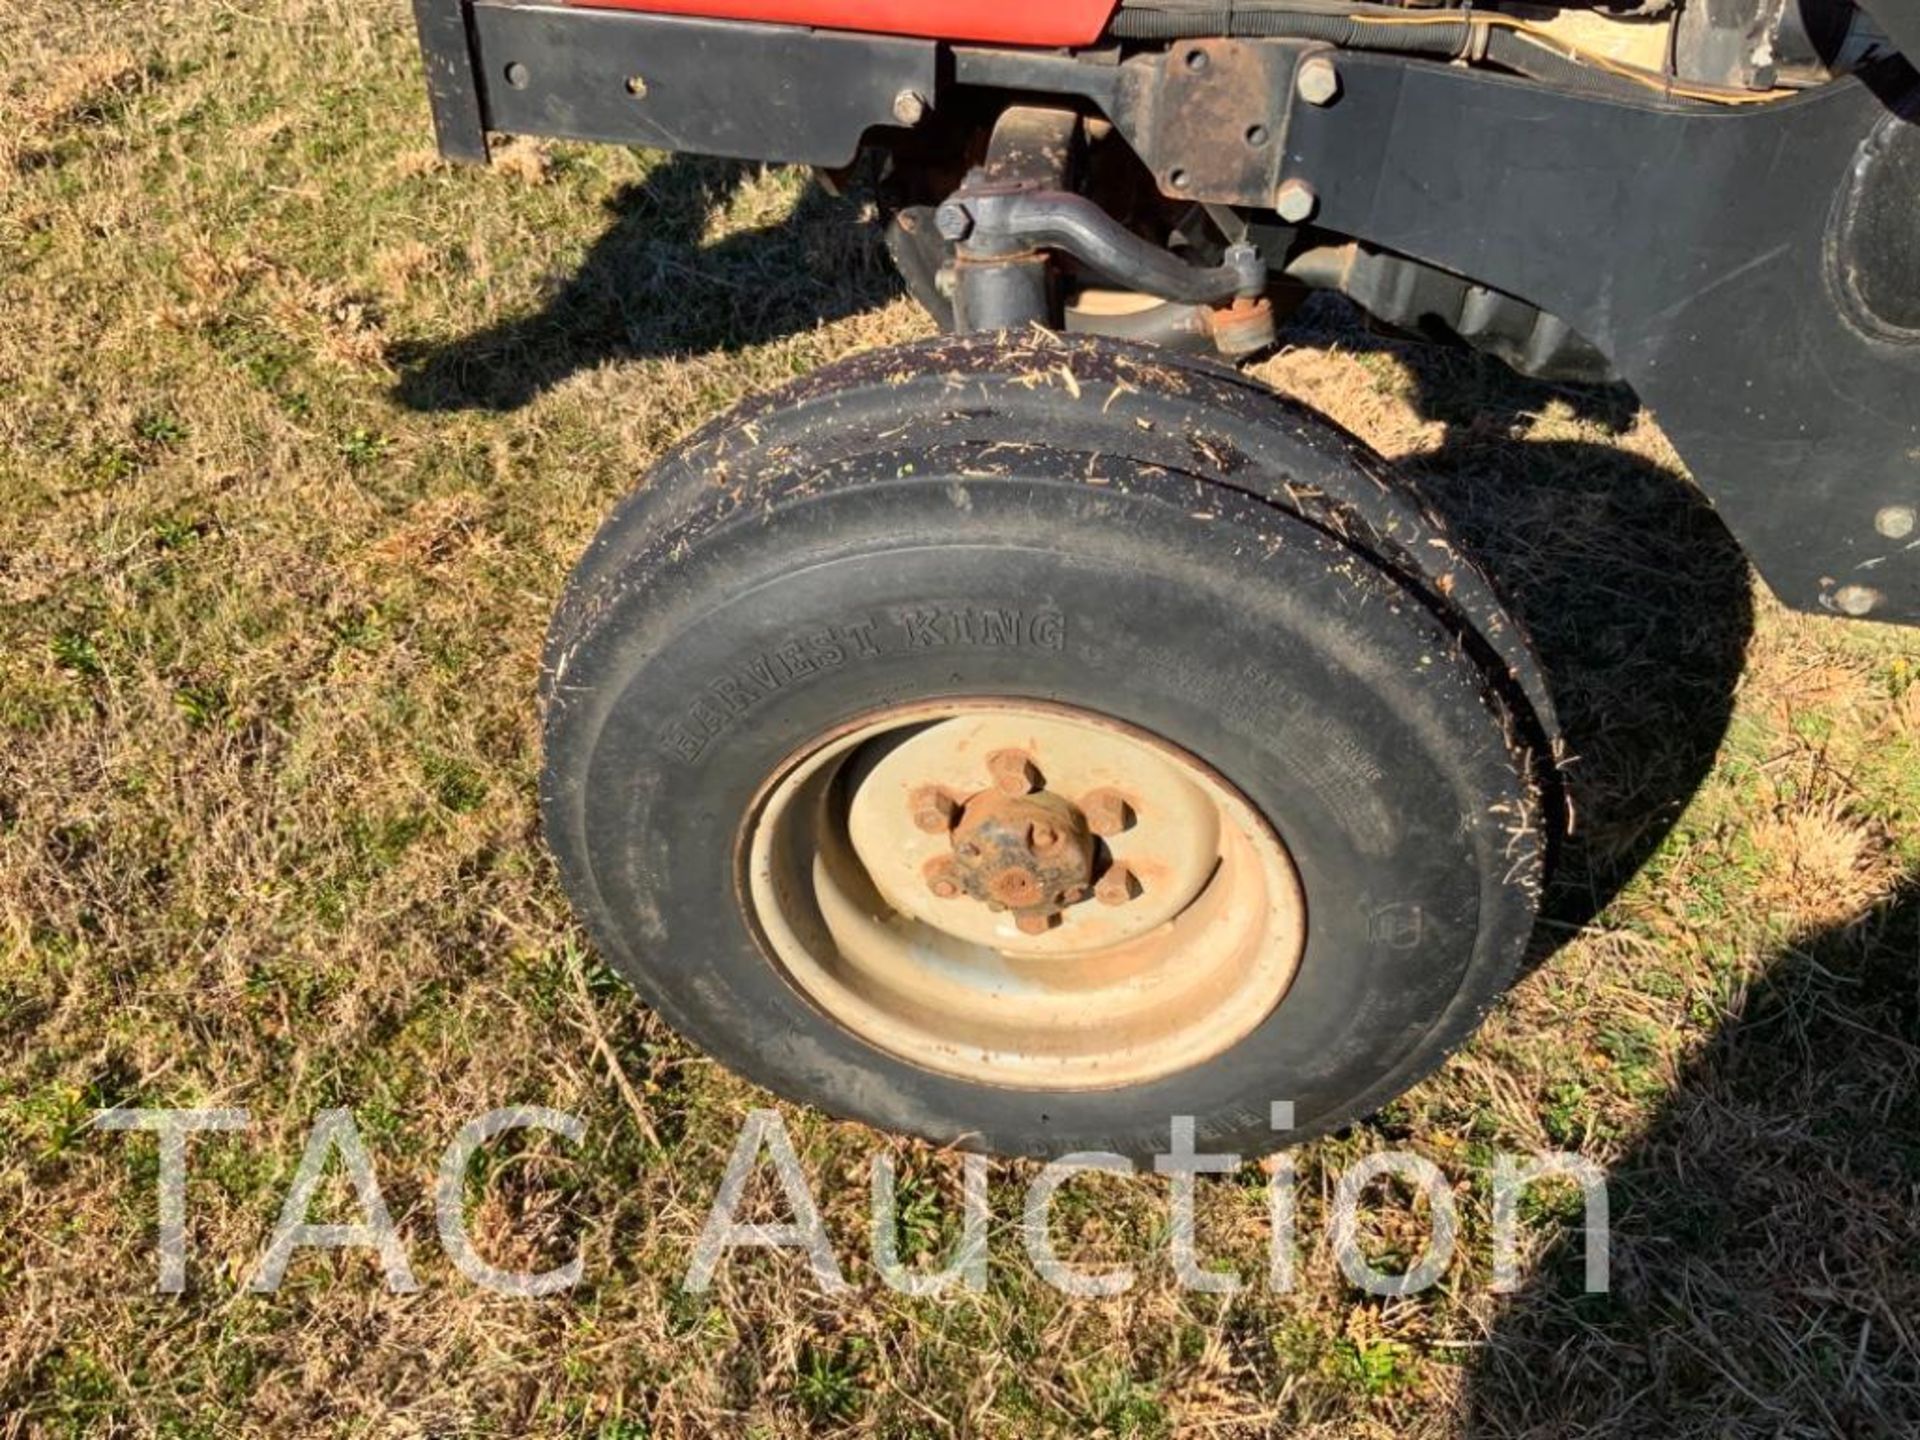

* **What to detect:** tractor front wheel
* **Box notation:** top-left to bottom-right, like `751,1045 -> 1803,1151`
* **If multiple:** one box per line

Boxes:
540,334 -> 1550,1159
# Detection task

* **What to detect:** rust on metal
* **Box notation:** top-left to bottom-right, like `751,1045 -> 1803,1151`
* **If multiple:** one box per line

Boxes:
1079,787 -> 1135,837
980,104 -> 1080,190
918,760 -> 1153,929
908,785 -> 962,833
942,787 -> 1096,928
922,854 -> 964,899
1144,38 -> 1297,204
1206,296 -> 1278,359
1095,861 -> 1141,907
986,747 -> 1043,795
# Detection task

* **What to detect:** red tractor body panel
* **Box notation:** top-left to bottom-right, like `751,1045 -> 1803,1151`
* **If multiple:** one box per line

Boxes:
566,0 -> 1115,45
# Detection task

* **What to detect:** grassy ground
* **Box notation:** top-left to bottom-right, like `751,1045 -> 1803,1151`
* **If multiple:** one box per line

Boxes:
3,1 -> 1919,1434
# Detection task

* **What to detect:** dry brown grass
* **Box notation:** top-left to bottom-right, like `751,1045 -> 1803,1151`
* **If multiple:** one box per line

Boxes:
3,1 -> 1919,1435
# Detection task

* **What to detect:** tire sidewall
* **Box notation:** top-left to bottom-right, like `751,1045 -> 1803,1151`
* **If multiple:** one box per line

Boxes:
544,461 -> 1539,1159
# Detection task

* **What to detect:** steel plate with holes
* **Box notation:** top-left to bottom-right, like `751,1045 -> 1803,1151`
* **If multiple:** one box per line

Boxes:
739,701 -> 1307,1090
469,2 -> 937,166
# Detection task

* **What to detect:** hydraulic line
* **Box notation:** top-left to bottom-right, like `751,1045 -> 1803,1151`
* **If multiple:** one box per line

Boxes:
1110,1 -> 1792,104
1113,5 -> 1481,53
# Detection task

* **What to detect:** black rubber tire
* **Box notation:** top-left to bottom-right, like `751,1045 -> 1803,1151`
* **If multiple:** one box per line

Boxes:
541,334 -> 1548,1160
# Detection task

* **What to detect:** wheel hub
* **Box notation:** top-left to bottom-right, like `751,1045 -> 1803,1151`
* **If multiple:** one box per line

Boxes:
925,768 -> 1100,936
914,747 -> 1150,935
741,701 -> 1307,1089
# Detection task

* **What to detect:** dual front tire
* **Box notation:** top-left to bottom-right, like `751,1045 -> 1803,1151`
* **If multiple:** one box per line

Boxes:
540,335 -> 1548,1158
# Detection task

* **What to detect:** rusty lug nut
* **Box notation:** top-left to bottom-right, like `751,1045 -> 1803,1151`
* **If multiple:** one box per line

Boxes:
908,785 -> 961,834
1015,912 -> 1056,936
1095,862 -> 1140,907
923,856 -> 963,900
1080,788 -> 1134,837
987,748 -> 1042,796
989,867 -> 1043,907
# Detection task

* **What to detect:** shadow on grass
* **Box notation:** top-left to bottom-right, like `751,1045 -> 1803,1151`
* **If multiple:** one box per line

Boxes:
1285,298 -> 1755,952
1298,306 -> 1920,1430
391,153 -> 902,412
1471,878 -> 1920,1434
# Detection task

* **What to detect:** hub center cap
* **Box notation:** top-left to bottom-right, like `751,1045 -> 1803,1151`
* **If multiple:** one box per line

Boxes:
934,784 -> 1097,930
916,746 -> 1141,934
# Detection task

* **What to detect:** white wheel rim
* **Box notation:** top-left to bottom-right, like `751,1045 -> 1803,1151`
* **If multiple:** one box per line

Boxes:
740,701 -> 1307,1090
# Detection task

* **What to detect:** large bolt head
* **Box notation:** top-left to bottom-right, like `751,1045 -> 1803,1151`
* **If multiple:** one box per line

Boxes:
892,89 -> 929,126
1875,505 -> 1916,540
934,202 -> 974,243
1274,178 -> 1317,225
1296,55 -> 1340,107
1832,583 -> 1881,617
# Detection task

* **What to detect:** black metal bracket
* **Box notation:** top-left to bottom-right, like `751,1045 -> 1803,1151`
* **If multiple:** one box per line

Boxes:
954,39 -> 1314,209
465,3 -> 936,168
1135,38 -> 1307,204
1854,0 -> 1920,67
1267,56 -> 1920,621
409,0 -> 489,164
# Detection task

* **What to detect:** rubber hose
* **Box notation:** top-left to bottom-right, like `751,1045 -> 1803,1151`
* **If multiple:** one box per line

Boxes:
1481,27 -> 1674,100
1110,5 -> 1702,103
1111,7 -> 1472,55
